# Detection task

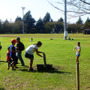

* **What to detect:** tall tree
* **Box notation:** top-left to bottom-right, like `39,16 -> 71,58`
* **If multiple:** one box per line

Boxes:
84,18 -> 90,29
3,20 -> 11,33
15,16 -> 22,22
85,17 -> 90,23
43,12 -> 51,24
76,17 -> 83,24
58,17 -> 63,23
24,11 -> 35,33
0,20 -> 4,33
36,18 -> 45,33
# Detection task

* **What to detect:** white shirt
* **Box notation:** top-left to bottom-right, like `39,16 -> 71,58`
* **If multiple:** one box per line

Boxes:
25,44 -> 38,55
76,46 -> 81,55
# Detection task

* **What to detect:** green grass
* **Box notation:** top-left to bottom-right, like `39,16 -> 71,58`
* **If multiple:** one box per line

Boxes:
0,34 -> 90,90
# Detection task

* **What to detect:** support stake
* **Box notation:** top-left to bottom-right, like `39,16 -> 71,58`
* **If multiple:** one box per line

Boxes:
76,62 -> 80,90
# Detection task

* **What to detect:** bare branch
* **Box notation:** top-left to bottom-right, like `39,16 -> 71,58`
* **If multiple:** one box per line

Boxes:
80,0 -> 90,5
48,0 -> 90,18
47,0 -> 64,12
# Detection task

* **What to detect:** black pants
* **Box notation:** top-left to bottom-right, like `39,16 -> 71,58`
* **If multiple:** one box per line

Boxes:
25,53 -> 34,59
12,56 -> 18,65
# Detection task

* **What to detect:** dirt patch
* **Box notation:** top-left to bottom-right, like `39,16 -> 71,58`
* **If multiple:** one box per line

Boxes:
0,35 -> 16,37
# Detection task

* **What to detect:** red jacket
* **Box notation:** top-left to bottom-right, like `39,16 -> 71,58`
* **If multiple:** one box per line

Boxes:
6,51 -> 11,62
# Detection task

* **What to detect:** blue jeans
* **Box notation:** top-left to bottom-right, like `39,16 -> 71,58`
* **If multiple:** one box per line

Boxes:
17,51 -> 25,66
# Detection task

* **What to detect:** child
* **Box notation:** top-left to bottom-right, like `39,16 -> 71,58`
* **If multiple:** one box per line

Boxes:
10,39 -> 18,69
73,42 -> 81,62
25,41 -> 43,71
6,47 -> 14,70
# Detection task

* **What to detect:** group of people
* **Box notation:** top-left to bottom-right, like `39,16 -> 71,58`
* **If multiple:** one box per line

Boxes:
6,37 -> 43,71
6,37 -> 81,72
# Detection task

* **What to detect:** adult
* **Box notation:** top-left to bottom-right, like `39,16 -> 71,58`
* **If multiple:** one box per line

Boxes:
16,37 -> 25,66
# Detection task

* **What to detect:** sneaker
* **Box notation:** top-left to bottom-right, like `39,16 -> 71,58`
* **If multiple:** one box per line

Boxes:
21,65 -> 25,66
29,68 -> 34,72
15,66 -> 18,68
12,69 -> 16,70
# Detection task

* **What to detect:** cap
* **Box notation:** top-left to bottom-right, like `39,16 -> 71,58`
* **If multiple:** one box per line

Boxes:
11,39 -> 17,43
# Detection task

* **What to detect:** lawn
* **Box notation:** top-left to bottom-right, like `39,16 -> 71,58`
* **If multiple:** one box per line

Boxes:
0,34 -> 90,90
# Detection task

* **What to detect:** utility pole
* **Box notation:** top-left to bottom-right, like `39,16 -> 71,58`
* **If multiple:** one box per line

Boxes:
21,7 -> 25,34
64,0 -> 68,40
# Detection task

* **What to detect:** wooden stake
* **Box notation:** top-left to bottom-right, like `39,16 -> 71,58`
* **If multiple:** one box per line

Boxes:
76,62 -> 80,90
43,53 -> 46,67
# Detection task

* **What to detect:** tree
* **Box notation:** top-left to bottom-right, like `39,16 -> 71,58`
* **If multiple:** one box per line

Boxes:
67,24 -> 83,33
45,22 -> 55,33
36,18 -> 45,33
15,16 -> 22,22
3,20 -> 12,33
76,17 -> 83,24
84,18 -> 90,29
43,12 -> 51,24
4,19 -> 9,23
24,11 -> 36,33
80,0 -> 90,5
48,0 -> 90,39
45,22 -> 64,33
14,21 -> 23,33
55,22 -> 64,33
48,0 -> 90,18
58,17 -> 63,23
85,17 -> 90,23
0,20 -> 4,33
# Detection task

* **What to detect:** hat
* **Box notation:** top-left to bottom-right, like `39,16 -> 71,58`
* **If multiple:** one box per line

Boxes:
11,39 -> 17,43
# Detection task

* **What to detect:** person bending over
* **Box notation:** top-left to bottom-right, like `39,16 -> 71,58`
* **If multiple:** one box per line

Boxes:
25,41 -> 43,71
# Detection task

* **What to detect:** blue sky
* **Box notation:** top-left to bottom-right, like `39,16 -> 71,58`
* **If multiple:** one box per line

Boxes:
0,0 -> 90,23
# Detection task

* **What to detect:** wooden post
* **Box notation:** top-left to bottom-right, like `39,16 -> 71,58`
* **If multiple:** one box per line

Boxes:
76,62 -> 80,90
43,53 -> 47,67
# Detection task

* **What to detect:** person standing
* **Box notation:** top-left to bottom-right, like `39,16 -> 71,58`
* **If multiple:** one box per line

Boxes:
73,42 -> 81,62
6,47 -> 14,70
25,41 -> 43,71
16,37 -> 25,66
10,39 -> 18,69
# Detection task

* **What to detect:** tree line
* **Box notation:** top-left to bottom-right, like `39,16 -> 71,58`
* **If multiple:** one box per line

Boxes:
0,11 -> 90,34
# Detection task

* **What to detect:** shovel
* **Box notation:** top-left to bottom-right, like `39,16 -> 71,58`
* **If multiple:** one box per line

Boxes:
36,52 -> 53,72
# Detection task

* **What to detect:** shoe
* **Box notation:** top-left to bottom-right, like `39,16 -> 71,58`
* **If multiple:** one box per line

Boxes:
21,65 -> 25,66
15,66 -> 18,68
12,69 -> 15,70
29,68 -> 34,72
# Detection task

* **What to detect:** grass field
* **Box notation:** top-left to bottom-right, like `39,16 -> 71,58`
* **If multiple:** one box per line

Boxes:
0,34 -> 90,90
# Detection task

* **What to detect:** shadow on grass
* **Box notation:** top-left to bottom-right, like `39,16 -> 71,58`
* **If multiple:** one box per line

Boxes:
0,61 -> 7,63
20,66 -> 71,74
0,88 -> 6,90
17,65 -> 29,72
21,68 -> 28,71
37,67 -> 71,74
22,65 -> 29,68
